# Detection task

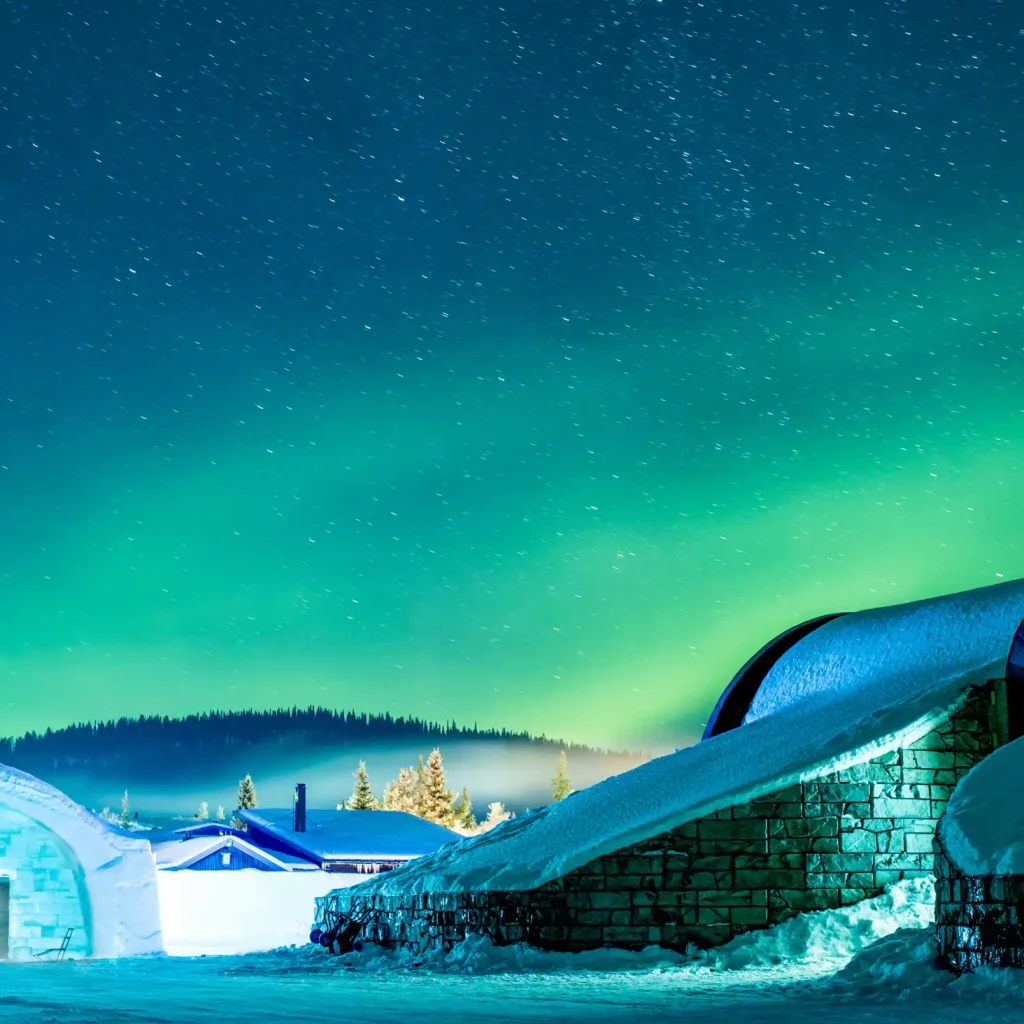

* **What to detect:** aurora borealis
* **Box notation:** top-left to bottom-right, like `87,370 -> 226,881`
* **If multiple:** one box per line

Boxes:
1,1 -> 1022,750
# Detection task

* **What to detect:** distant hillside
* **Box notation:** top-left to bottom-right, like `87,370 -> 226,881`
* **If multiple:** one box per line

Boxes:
0,707 -> 617,784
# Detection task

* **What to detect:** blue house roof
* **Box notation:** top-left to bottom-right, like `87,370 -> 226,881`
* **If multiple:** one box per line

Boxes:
237,808 -> 458,865
173,822 -> 246,839
153,834 -> 315,871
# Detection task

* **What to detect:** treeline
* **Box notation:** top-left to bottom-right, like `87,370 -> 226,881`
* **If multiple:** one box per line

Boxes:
0,707 -> 601,780
341,750 -> 515,836
341,746 -> 575,835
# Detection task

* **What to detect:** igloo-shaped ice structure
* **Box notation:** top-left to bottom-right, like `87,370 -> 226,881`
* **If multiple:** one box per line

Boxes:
0,764 -> 162,960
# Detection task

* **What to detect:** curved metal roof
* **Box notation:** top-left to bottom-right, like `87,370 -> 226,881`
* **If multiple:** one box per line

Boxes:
702,613 -> 845,740
704,579 -> 1024,744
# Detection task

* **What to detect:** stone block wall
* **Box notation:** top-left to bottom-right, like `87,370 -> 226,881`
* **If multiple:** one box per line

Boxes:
0,803 -> 90,960
935,842 -> 1024,972
317,686 -> 998,955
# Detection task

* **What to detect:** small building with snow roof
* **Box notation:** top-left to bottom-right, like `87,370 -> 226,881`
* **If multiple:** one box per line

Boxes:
0,765 -> 162,961
314,578 -> 1024,957
154,805 -> 460,876
147,788 -> 459,878
238,798 -> 458,875
152,790 -> 459,956
153,833 -> 317,873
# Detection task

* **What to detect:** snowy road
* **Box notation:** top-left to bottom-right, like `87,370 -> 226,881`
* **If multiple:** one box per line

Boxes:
1,936 -> 1022,1024
2,884 -> 1021,1023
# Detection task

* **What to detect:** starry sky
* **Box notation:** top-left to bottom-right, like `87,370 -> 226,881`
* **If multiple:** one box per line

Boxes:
1,0 -> 1022,751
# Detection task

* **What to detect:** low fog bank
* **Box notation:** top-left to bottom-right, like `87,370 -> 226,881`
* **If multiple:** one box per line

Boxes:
48,740 -> 651,819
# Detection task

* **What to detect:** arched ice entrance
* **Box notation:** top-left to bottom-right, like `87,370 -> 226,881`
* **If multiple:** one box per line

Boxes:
0,800 -> 92,959
0,764 -> 163,960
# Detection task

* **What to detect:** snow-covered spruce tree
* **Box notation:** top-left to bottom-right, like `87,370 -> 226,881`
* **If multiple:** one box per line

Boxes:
382,766 -> 418,812
216,804 -> 225,821
231,773 -> 258,829
421,748 -> 456,826
414,755 -> 428,817
236,773 -> 258,810
196,801 -> 210,821
477,801 -> 511,833
119,790 -> 130,828
345,761 -> 379,810
454,786 -> 476,832
551,750 -> 572,802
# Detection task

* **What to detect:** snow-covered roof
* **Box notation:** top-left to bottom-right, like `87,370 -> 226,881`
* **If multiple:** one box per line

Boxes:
336,577 -> 1024,896
142,823 -> 247,848
938,734 -> 1024,876
173,822 -> 244,838
238,808 -> 459,863
743,579 -> 1024,725
703,613 -> 845,738
1,763 -> 120,842
153,834 -> 314,871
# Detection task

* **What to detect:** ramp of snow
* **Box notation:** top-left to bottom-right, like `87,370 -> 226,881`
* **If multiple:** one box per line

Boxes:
938,733 -> 1024,876
336,578 -> 1024,895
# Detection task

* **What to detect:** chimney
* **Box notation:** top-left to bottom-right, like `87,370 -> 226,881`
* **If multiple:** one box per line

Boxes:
293,783 -> 307,832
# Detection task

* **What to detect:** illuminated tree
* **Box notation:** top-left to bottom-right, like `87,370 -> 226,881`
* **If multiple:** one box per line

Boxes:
479,801 -> 511,833
236,773 -> 257,810
382,767 -> 418,812
422,748 -> 456,826
552,750 -> 572,802
454,786 -> 476,830
346,761 -> 379,810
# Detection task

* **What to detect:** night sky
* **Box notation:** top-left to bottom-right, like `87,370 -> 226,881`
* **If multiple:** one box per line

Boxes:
1,1 -> 1022,750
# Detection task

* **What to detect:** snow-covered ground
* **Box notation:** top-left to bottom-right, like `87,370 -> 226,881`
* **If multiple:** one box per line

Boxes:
157,869 -> 366,956
2,880 -> 1022,1023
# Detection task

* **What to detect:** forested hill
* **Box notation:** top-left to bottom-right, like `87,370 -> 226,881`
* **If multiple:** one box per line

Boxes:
0,707 -> 604,782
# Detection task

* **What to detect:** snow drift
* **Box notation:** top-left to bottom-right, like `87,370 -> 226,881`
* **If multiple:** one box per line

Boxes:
328,877 -> 935,977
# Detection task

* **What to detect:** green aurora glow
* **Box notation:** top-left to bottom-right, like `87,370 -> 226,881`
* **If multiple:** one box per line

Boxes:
1,1 -> 1022,749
